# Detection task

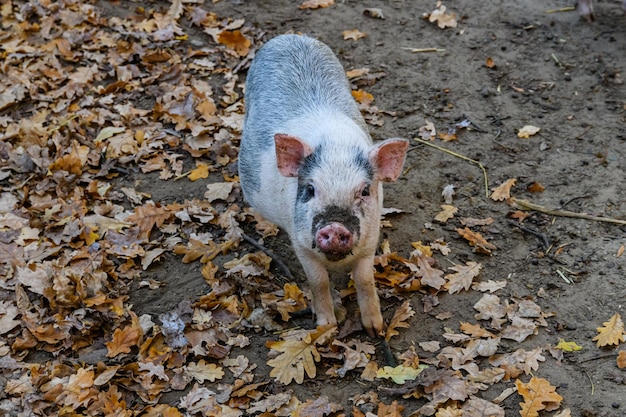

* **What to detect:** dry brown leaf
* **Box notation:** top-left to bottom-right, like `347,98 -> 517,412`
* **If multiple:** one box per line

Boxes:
351,89 -> 374,105
459,322 -> 495,338
444,261 -> 481,294
427,3 -> 458,29
186,359 -> 224,383
106,323 -> 142,358
490,178 -> 517,201
527,181 -> 545,193
217,30 -> 251,57
266,325 -> 336,384
515,377 -> 563,416
462,396 -> 504,417
509,210 -> 530,222
414,254 -> 446,290
342,29 -> 367,41
456,227 -> 497,254
617,351 -> 626,369
593,313 -> 625,347
385,300 -> 415,342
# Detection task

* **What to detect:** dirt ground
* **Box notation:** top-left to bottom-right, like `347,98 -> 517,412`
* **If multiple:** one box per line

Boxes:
2,0 -> 626,416
121,0 -> 626,414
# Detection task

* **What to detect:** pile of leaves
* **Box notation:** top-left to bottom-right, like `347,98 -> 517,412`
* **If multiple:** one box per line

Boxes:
1,1 -> 625,416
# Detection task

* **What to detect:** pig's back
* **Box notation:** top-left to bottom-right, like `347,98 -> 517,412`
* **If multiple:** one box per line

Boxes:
243,34 -> 364,135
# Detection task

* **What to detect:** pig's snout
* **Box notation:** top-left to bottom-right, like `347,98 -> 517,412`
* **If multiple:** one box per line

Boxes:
316,223 -> 354,261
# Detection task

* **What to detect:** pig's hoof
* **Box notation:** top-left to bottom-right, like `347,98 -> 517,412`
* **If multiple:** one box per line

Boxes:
362,313 -> 384,338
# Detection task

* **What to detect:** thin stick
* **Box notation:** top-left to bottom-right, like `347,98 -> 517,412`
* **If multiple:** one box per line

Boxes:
545,6 -> 576,13
412,138 -> 489,198
510,197 -> 626,225
242,233 -> 295,280
402,47 -> 446,53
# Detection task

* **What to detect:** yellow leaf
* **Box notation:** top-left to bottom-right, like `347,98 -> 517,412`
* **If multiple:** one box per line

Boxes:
555,338 -> 583,352
188,163 -> 210,181
434,205 -> 458,223
411,241 -> 432,257
490,178 -> 517,201
517,125 -> 541,138
592,313 -> 625,347
515,377 -> 563,417
376,364 -> 426,384
351,89 -> 374,105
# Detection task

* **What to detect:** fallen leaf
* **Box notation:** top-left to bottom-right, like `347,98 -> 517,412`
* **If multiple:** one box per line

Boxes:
342,29 -> 367,41
515,377 -> 563,417
456,227 -> 497,254
217,30 -> 251,56
527,181 -> 545,193
186,360 -> 224,383
617,351 -> 626,369
435,205 -> 458,223
363,8 -> 384,19
490,178 -> 517,201
299,0 -> 335,9
517,125 -> 541,138
385,300 -> 415,342
444,262 -> 481,294
427,3 -> 458,29
376,364 -> 425,384
555,339 -> 583,352
593,313 -> 625,347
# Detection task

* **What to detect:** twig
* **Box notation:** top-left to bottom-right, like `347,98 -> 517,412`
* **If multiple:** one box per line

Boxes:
510,198 -> 626,225
508,220 -> 550,250
412,138 -> 489,198
545,6 -> 576,13
578,353 -> 618,363
242,233 -> 295,280
402,47 -> 446,53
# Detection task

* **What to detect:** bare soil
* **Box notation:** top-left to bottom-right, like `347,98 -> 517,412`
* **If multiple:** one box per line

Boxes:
124,0 -> 626,416
5,0 -> 624,416
126,0 -> 626,415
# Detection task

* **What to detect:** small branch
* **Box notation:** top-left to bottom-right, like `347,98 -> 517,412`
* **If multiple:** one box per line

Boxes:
510,198 -> 626,226
412,138 -> 489,198
401,47 -> 446,53
508,221 -> 550,250
242,233 -> 295,280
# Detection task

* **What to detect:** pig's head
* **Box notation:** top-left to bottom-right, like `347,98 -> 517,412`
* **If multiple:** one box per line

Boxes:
274,133 -> 408,265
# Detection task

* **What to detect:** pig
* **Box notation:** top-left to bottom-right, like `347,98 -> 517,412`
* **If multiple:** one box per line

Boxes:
238,34 -> 408,337
577,0 -> 626,21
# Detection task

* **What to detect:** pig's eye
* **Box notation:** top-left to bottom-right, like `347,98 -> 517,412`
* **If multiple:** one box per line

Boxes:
305,184 -> 316,199
361,185 -> 370,198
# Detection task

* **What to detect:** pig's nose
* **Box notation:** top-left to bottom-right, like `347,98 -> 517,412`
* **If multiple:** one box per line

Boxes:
316,223 -> 354,255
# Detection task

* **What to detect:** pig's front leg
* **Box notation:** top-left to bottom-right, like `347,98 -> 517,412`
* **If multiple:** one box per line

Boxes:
352,256 -> 383,337
299,256 -> 337,328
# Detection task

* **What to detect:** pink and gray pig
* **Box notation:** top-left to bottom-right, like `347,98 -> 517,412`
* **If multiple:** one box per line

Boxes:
238,34 -> 408,337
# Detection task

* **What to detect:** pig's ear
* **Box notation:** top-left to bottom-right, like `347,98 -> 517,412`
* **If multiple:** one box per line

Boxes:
370,139 -> 409,182
274,133 -> 314,177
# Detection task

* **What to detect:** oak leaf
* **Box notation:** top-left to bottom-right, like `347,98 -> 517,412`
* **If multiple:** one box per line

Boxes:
186,359 -> 224,383
435,204 -> 458,223
385,300 -> 415,342
217,30 -> 250,57
462,396 -> 504,417
515,377 -> 563,417
427,4 -> 458,29
299,0 -> 335,9
266,325 -> 336,384
444,261 -> 481,294
342,29 -> 367,41
293,396 -> 342,417
593,313 -> 625,347
414,254 -> 446,290
376,364 -> 425,384
617,351 -> 626,369
456,227 -> 497,254
472,279 -> 507,293
555,339 -> 582,352
490,178 -> 516,201
106,317 -> 142,358
351,89 -> 374,106
188,163 -> 210,181
0,300 -> 20,335
126,203 -> 172,240
517,125 -> 541,138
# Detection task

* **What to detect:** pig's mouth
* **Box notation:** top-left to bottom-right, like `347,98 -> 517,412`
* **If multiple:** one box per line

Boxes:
321,248 -> 353,262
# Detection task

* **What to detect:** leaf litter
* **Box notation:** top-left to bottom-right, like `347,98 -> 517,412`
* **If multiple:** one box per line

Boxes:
0,1 -> 623,416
